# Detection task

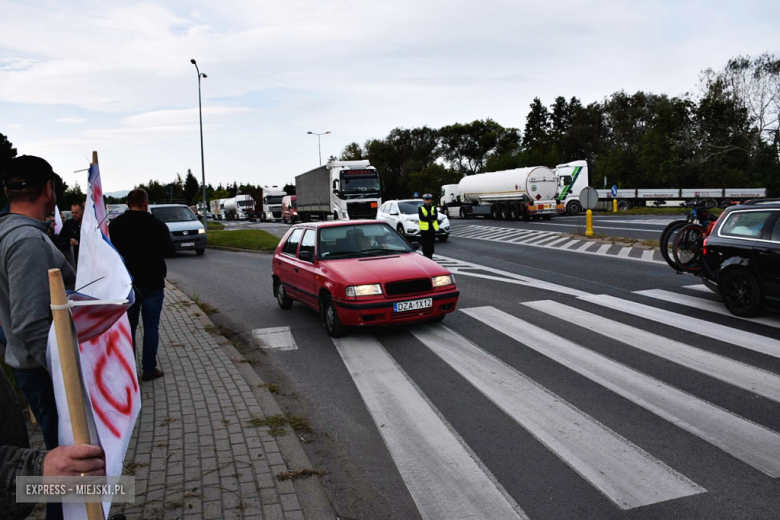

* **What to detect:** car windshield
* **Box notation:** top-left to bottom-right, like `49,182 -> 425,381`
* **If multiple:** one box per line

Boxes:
319,223 -> 413,259
238,200 -> 253,208
398,201 -> 424,214
341,175 -> 380,193
265,196 -> 284,205
151,206 -> 198,222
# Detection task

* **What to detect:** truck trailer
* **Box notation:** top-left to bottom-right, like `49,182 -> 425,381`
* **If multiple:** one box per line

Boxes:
295,160 -> 382,221
223,194 -> 258,221
554,160 -> 768,215
441,167 -> 560,220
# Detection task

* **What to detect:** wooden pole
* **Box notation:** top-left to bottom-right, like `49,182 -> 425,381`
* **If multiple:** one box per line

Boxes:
50,270 -> 104,520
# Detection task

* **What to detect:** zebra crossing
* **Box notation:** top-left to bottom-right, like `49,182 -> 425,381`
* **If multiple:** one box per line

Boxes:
328,279 -> 780,519
448,224 -> 665,264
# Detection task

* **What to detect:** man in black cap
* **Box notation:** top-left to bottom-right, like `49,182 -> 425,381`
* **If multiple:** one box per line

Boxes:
0,155 -> 78,520
417,193 -> 439,259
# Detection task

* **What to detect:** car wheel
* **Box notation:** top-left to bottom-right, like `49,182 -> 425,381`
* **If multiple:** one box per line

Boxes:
720,268 -> 763,317
437,235 -> 449,242
321,295 -> 345,337
500,203 -> 511,220
566,201 -> 581,216
459,207 -> 467,219
509,203 -> 521,220
276,281 -> 293,310
397,224 -> 406,237
195,248 -> 205,256
491,204 -> 501,220
617,200 -> 632,211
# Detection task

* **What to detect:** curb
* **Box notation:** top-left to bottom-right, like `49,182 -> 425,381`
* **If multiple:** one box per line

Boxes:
207,245 -> 274,254
166,283 -> 335,520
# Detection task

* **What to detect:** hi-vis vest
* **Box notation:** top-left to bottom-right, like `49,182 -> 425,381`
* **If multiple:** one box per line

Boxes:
419,206 -> 439,231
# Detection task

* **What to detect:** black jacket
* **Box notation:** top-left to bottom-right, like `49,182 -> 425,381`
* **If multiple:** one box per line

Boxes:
56,218 -> 81,253
109,210 -> 174,290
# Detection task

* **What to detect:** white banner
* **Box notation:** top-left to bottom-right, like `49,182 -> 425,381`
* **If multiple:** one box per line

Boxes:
48,162 -> 140,519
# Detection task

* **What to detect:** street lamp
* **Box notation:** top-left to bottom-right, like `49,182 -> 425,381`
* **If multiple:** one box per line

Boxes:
307,131 -> 331,165
191,58 -> 208,232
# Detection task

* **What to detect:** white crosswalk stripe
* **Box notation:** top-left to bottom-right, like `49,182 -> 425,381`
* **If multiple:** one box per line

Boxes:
463,305 -> 780,477
326,263 -> 780,518
635,289 -> 780,330
448,224 -> 665,264
334,336 -> 527,520
409,324 -> 705,509
579,294 -> 780,359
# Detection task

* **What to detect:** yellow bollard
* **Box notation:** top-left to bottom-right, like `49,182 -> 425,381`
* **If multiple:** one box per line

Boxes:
585,209 -> 594,236
613,198 -> 618,213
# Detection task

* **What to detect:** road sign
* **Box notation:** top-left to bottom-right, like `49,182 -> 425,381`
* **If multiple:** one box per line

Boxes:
414,192 -> 419,197
580,187 -> 599,210
611,185 -> 618,198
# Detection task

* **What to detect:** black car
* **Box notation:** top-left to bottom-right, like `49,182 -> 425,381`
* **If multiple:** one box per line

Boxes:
701,199 -> 780,317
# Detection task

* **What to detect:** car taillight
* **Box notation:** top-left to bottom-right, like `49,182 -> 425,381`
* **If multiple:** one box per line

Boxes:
702,237 -> 708,256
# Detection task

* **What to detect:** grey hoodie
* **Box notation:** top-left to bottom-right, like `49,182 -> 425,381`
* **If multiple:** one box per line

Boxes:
0,213 -> 76,370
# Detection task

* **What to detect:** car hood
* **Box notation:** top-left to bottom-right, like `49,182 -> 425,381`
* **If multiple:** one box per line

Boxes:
324,253 -> 449,285
163,221 -> 204,233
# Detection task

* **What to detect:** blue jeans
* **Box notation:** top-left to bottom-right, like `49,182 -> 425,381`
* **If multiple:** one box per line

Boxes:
13,367 -> 64,520
127,287 -> 165,377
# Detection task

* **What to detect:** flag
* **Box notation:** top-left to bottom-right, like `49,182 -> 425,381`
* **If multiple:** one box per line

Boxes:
47,161 -> 140,520
54,205 -> 63,235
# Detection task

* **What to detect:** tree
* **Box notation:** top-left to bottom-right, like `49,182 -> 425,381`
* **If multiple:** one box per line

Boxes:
136,180 -> 167,203
0,132 -> 18,207
283,184 -> 295,195
340,142 -> 365,160
523,98 -> 552,158
61,183 -> 86,209
183,169 -> 200,205
406,164 -> 463,200
439,119 -> 521,175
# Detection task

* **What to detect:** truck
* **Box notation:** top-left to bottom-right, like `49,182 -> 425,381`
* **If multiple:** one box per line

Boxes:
554,160 -> 768,215
223,194 -> 258,221
210,199 -> 224,220
441,167 -> 560,220
295,160 -> 382,221
261,187 -> 286,222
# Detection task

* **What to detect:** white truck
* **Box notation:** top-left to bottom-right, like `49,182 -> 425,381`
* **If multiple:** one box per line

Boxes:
441,167 -> 560,220
223,194 -> 258,221
261,187 -> 286,222
295,160 -> 382,221
554,160 -> 768,215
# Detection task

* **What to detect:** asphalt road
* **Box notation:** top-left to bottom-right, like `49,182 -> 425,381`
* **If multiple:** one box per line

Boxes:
166,236 -> 780,520
217,214 -> 681,241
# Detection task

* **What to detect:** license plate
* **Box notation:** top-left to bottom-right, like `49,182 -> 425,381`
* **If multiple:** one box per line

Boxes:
181,242 -> 195,247
394,298 -> 433,313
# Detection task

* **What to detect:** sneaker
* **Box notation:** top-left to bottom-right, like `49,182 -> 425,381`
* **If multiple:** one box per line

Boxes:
142,369 -> 164,381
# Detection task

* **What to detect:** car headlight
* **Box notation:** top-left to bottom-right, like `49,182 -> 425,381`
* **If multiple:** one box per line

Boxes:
432,275 -> 454,287
345,284 -> 383,297
198,228 -> 206,234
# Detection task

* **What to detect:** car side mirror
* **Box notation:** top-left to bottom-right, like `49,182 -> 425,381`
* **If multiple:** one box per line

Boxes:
410,241 -> 421,250
298,251 -> 312,262
333,189 -> 340,195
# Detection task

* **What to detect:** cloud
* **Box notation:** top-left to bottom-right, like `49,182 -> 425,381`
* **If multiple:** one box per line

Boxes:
122,107 -> 255,127
57,118 -> 87,123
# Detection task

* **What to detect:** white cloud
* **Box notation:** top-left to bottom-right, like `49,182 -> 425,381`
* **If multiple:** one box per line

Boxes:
1,0 -> 778,191
57,118 -> 87,123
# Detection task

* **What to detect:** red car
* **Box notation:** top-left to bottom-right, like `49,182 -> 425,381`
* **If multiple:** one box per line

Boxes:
272,220 -> 460,337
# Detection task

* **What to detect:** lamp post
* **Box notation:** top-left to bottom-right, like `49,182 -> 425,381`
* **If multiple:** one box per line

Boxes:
307,131 -> 331,165
191,59 -> 208,232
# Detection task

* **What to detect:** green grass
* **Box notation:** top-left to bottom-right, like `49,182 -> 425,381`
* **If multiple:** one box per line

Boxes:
205,220 -> 225,230
207,230 -> 279,251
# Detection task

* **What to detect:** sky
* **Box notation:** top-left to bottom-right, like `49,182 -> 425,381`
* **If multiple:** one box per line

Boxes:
1,0 -> 778,193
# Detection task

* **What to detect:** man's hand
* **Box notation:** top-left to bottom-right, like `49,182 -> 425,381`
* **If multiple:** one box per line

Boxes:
43,444 -> 105,477
70,239 -> 79,246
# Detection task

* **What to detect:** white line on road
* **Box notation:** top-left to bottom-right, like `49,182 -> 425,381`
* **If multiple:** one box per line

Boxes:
334,336 -> 527,520
251,327 -> 297,350
682,284 -> 714,293
462,306 -> 780,477
580,294 -> 780,359
641,250 -> 656,262
410,324 -> 705,509
617,247 -> 632,258
525,300 -> 780,402
595,244 -> 612,255
635,289 -> 780,329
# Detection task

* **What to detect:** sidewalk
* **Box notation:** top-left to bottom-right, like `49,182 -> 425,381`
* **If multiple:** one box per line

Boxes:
26,281 -> 331,519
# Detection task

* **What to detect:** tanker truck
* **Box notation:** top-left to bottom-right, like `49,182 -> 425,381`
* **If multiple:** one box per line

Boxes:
223,194 -> 258,221
441,166 -> 561,220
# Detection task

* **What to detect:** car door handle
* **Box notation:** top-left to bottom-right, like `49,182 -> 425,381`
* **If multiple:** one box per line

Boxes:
294,267 -> 299,273
277,260 -> 281,265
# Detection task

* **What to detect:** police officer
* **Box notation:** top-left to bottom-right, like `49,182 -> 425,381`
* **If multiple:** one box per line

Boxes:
418,193 -> 439,259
